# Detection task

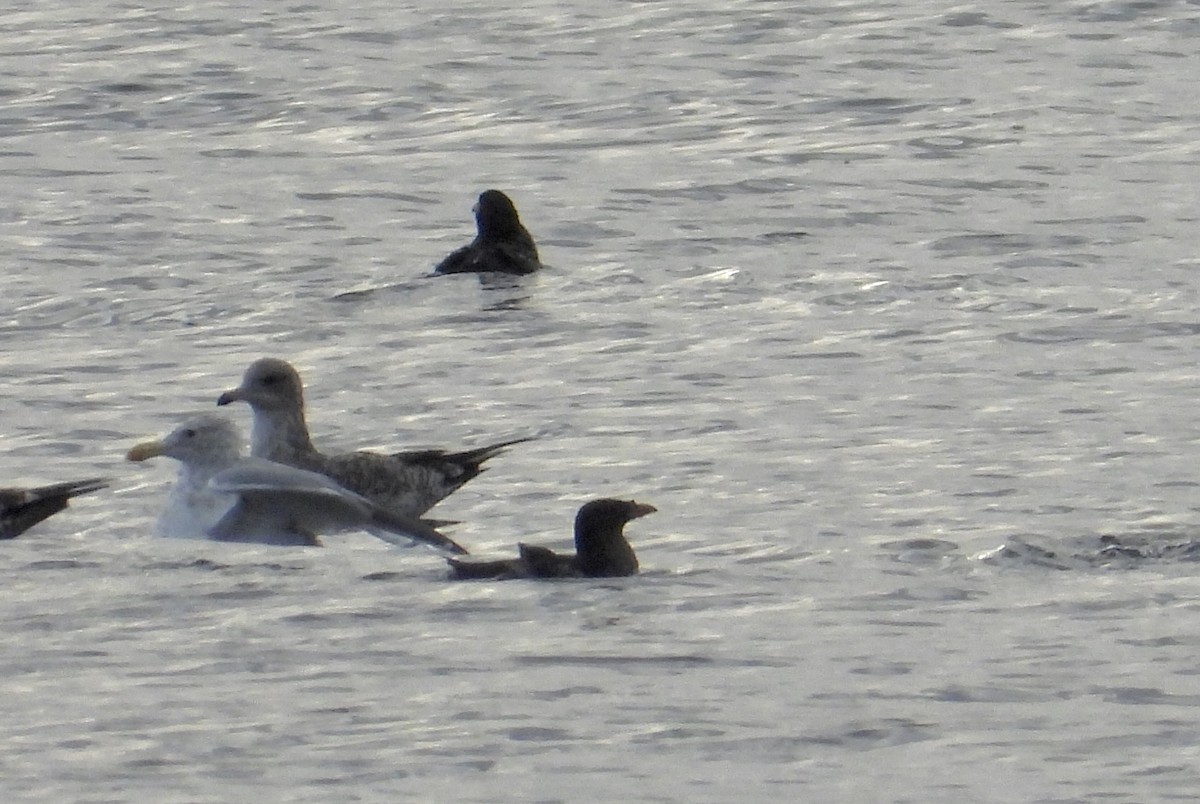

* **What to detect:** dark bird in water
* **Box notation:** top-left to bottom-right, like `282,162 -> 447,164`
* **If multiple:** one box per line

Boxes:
434,189 -> 542,276
0,478 -> 108,540
217,357 -> 530,519
447,498 -> 656,580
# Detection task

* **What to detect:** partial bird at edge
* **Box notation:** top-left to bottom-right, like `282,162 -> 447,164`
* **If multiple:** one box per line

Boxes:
0,478 -> 109,540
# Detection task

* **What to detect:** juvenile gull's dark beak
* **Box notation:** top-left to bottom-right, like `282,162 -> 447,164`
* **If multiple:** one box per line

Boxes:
216,388 -> 242,406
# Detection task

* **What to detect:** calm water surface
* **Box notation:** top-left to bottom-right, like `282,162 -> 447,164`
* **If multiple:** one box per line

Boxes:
3,1 -> 1200,801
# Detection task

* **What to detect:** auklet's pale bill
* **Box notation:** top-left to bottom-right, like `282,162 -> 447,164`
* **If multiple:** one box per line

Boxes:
447,498 -> 655,580
127,414 -> 466,553
434,189 -> 542,276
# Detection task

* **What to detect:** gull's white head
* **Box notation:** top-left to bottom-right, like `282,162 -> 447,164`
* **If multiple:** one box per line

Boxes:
127,414 -> 244,469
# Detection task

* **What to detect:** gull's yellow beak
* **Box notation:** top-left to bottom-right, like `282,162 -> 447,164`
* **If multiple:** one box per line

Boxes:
126,440 -> 165,462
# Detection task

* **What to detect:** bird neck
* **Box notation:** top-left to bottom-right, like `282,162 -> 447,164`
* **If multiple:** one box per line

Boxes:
574,524 -> 638,576
171,459 -> 222,498
249,406 -> 317,462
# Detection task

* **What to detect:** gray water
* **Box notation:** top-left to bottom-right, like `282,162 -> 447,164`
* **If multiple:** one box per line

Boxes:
3,1 -> 1200,801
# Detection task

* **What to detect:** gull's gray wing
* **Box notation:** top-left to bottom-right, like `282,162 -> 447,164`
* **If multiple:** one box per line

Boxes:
209,459 -> 464,553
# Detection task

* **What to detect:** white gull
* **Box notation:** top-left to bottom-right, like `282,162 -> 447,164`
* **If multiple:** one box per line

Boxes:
126,414 -> 466,552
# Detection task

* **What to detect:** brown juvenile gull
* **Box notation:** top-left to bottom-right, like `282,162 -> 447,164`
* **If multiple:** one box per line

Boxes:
127,414 -> 467,553
447,498 -> 656,580
216,357 -> 528,517
433,189 -> 542,276
0,478 -> 108,540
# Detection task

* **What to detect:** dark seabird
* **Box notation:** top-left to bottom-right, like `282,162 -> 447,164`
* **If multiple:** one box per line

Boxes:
433,189 -> 542,276
127,414 -> 467,552
447,498 -> 656,580
217,357 -> 529,518
0,478 -> 108,540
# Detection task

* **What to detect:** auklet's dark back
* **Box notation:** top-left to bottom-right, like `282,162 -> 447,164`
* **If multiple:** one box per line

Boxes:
0,478 -> 108,540
434,189 -> 542,276
447,498 -> 656,580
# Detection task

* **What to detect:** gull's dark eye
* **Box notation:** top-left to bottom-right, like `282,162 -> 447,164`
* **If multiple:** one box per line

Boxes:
262,373 -> 282,387
182,428 -> 196,438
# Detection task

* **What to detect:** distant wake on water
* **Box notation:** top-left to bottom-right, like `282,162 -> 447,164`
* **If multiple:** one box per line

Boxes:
976,531 -> 1200,570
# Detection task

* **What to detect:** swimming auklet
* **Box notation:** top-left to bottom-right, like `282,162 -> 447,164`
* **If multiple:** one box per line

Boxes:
217,357 -> 529,518
433,189 -> 542,276
447,498 -> 656,580
127,413 -> 467,553
0,478 -> 108,539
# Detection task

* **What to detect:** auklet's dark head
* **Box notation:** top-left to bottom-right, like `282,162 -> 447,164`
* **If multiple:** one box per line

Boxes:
572,498 -> 656,577
474,189 -> 523,239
